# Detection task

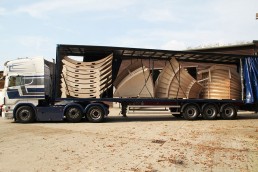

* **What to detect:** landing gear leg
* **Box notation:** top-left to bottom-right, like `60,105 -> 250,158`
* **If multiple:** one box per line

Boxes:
121,103 -> 128,117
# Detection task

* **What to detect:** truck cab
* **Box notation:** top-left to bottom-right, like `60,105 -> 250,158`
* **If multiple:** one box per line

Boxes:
1,57 -> 52,119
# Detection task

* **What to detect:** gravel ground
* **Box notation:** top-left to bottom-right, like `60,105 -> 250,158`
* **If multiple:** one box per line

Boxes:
0,108 -> 258,172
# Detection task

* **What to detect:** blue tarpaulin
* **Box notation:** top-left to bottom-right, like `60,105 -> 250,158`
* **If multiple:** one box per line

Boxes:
243,57 -> 258,103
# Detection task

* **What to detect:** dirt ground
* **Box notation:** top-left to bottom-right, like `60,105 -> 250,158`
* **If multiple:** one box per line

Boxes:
0,108 -> 258,172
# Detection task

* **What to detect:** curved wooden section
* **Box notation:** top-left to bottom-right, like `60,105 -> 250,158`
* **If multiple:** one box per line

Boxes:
61,88 -> 99,98
61,79 -> 98,89
63,54 -> 112,68
155,58 -> 179,98
155,58 -> 203,99
113,61 -> 142,88
113,67 -> 154,98
198,65 -> 241,99
62,57 -> 112,72
60,54 -> 113,98
187,82 -> 203,98
63,65 -> 98,75
62,67 -> 111,82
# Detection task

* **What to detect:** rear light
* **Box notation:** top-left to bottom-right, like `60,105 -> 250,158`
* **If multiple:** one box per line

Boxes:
6,106 -> 10,112
2,105 -> 8,112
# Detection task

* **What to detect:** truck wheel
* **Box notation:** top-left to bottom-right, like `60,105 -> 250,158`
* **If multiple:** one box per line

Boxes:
221,104 -> 237,120
86,106 -> 104,123
202,104 -> 218,120
16,106 -> 35,123
65,106 -> 83,123
182,104 -> 200,120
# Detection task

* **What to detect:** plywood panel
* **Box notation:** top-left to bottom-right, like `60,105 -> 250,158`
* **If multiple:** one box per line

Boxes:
63,54 -> 112,67
155,58 -> 203,99
61,79 -> 99,89
198,65 -> 241,99
60,54 -> 113,98
113,67 -> 154,98
113,61 -> 142,88
61,88 -> 99,98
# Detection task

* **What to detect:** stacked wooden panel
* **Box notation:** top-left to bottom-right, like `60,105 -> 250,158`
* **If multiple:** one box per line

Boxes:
113,61 -> 154,98
155,58 -> 203,99
61,54 -> 113,98
198,65 -> 241,99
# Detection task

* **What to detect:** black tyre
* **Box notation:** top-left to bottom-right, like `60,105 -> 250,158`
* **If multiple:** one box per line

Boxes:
65,106 -> 83,123
221,104 -> 237,120
182,104 -> 200,120
16,106 -> 35,123
202,104 -> 218,120
86,106 -> 104,123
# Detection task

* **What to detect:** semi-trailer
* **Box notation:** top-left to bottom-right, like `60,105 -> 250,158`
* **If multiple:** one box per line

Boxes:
1,44 -> 258,123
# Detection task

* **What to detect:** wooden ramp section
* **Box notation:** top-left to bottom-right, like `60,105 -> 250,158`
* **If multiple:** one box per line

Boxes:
113,60 -> 142,88
113,64 -> 154,98
61,54 -> 113,98
198,65 -> 241,99
155,58 -> 203,99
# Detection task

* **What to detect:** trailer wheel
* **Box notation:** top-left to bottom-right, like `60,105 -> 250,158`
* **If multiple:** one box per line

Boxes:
202,104 -> 218,120
86,106 -> 104,123
182,104 -> 200,120
221,104 -> 237,120
16,106 -> 35,123
65,106 -> 83,123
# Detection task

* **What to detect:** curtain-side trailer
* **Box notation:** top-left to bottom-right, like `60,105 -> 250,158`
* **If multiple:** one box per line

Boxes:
1,44 -> 258,123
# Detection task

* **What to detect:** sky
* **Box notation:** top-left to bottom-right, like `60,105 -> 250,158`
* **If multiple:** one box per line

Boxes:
0,0 -> 258,69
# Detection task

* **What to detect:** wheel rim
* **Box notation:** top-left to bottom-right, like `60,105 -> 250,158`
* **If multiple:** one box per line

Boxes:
20,110 -> 31,121
187,107 -> 197,117
89,108 -> 102,120
224,107 -> 234,117
68,108 -> 81,119
205,106 -> 216,117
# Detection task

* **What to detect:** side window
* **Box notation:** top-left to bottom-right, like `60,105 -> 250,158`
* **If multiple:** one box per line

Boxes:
8,76 -> 24,87
24,78 -> 33,85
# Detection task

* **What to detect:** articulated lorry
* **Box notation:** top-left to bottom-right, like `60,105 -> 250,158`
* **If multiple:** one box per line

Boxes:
1,44 -> 258,123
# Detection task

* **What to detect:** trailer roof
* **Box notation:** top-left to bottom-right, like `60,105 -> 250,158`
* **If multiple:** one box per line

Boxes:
57,44 -> 258,64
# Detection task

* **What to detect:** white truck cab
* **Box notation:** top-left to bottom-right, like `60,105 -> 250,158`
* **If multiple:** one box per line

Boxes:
2,57 -> 51,119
